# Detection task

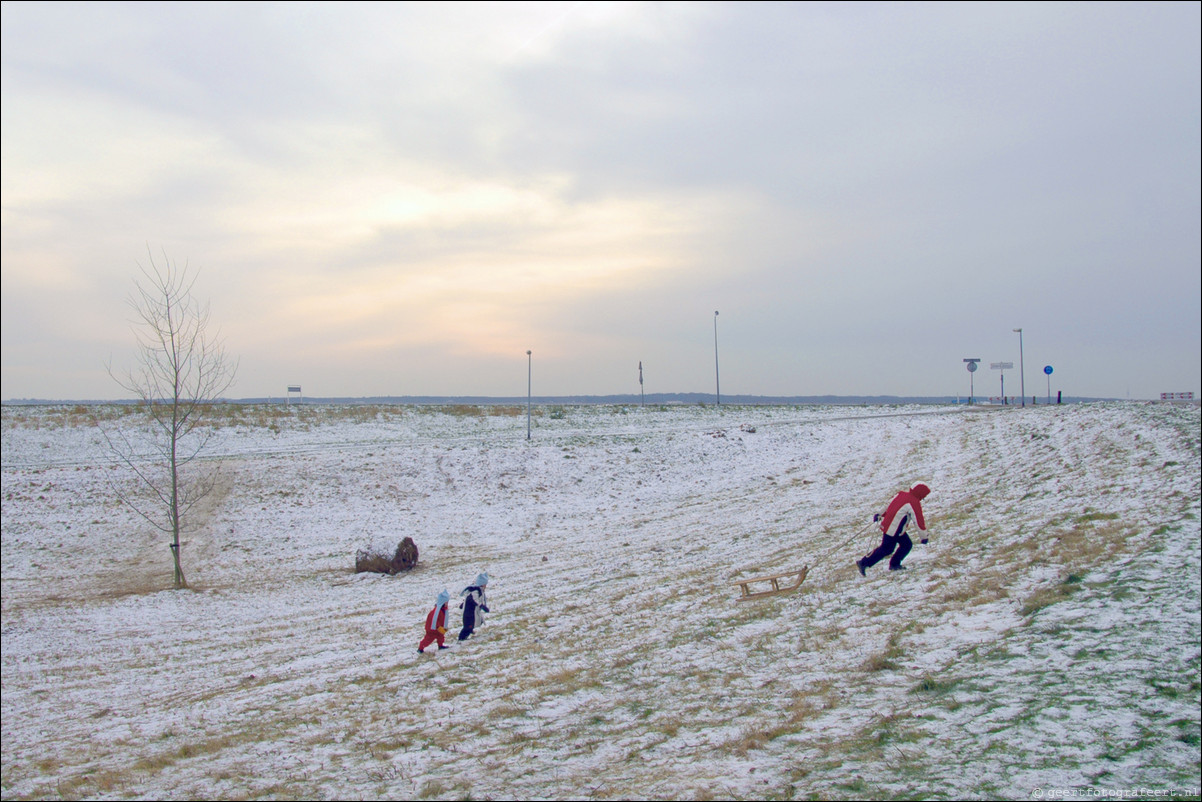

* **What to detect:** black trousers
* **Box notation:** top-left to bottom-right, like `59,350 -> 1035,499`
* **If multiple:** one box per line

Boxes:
863,515 -> 913,569
458,601 -> 478,641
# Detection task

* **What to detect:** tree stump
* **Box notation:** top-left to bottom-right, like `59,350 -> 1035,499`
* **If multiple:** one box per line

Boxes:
355,537 -> 419,575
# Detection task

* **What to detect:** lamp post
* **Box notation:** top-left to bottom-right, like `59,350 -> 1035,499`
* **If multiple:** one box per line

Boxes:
526,350 -> 532,440
713,310 -> 721,406
1013,328 -> 1025,407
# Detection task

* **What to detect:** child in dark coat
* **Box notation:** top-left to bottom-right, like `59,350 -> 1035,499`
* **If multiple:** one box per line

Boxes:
418,589 -> 451,653
457,572 -> 490,641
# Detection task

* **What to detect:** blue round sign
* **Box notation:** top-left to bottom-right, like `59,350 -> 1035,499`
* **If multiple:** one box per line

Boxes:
1044,365 -> 1053,375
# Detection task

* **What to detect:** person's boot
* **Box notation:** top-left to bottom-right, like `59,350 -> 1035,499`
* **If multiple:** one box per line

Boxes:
857,558 -> 867,577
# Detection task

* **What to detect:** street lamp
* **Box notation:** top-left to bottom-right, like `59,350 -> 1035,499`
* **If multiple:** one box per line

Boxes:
1013,328 -> 1025,407
526,350 -> 532,440
713,310 -> 721,406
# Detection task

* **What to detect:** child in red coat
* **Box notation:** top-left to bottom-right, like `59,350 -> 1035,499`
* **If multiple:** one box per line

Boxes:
858,482 -> 931,575
418,589 -> 451,653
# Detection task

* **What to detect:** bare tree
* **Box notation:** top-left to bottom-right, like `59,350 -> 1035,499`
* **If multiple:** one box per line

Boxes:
104,249 -> 237,588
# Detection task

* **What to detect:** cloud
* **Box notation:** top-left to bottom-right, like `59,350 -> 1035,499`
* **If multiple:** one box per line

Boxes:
2,2 -> 1198,400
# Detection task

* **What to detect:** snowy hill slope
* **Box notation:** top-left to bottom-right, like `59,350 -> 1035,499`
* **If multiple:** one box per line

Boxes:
2,402 -> 1199,800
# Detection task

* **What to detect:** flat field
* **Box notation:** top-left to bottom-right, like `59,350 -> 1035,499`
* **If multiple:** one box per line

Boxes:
2,402 -> 1199,800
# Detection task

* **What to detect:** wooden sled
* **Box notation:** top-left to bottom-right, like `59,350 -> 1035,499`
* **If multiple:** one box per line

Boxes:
731,566 -> 809,601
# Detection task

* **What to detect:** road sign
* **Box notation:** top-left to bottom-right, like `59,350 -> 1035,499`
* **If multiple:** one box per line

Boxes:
1044,365 -> 1053,375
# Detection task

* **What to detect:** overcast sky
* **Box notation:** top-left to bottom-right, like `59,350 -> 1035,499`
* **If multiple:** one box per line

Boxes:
3,2 -> 1199,401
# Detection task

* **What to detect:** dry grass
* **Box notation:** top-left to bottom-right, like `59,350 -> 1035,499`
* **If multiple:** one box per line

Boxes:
5,403 -> 132,429
862,651 -> 902,673
415,779 -> 448,799
439,404 -> 487,417
861,632 -> 906,673
422,404 -> 530,418
1019,575 -> 1082,618
488,405 -> 524,417
926,510 -> 1132,625
721,689 -> 831,756
910,674 -> 960,696
35,728 -> 254,801
723,723 -> 776,756
489,703 -> 531,719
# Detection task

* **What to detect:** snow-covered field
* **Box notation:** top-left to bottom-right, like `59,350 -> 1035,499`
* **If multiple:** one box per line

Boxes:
2,401 -> 1199,801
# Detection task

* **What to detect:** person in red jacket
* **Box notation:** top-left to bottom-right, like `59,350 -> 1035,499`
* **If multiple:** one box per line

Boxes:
418,589 -> 451,653
857,482 -> 930,575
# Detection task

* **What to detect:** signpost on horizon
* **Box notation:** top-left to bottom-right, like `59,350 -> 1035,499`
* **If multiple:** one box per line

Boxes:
1014,328 -> 1026,406
964,359 -> 981,404
991,362 -> 1013,404
1044,365 -> 1053,405
713,311 -> 721,407
639,361 -> 644,407
526,350 -> 532,440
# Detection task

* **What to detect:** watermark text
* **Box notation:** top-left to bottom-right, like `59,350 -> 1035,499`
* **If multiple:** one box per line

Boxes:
1032,788 -> 1201,801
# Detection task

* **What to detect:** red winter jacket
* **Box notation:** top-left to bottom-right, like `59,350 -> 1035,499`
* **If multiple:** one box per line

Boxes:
425,604 -> 448,634
880,483 -> 930,535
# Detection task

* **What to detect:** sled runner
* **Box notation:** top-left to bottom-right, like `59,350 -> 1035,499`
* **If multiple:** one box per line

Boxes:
731,566 -> 809,601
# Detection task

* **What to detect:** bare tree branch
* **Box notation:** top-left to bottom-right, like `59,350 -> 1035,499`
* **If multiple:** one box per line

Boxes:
101,247 -> 238,588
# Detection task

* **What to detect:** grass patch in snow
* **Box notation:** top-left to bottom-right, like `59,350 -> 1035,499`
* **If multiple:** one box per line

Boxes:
1019,576 -> 1082,618
862,651 -> 902,673
910,675 -> 960,696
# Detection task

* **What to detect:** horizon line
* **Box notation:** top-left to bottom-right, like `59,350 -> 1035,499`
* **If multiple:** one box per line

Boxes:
2,391 -> 1134,406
